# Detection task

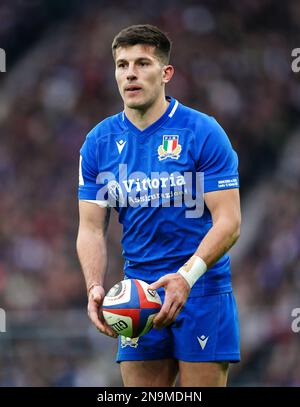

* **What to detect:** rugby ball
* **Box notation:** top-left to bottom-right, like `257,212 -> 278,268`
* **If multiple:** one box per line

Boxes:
102,279 -> 162,338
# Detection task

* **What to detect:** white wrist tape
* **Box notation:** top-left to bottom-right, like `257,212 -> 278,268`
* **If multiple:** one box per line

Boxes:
178,256 -> 207,288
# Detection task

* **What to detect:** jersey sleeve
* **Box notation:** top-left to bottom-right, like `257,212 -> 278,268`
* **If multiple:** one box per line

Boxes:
197,117 -> 239,193
78,131 -> 108,206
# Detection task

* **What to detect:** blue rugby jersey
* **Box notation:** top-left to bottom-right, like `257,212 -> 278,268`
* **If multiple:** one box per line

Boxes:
78,97 -> 239,296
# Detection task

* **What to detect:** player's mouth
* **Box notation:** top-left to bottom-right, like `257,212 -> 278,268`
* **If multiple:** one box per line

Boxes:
125,85 -> 143,94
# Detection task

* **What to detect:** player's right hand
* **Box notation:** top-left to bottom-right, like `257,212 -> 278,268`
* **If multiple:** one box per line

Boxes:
87,285 -> 118,338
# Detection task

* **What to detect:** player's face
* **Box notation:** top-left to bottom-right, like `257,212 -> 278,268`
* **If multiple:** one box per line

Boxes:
115,44 -> 170,110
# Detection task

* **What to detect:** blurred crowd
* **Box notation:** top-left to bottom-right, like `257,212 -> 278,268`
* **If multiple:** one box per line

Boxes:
0,0 -> 300,386
231,133 -> 300,385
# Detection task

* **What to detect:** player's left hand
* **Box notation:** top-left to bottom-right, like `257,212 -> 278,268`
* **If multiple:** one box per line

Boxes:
148,273 -> 190,329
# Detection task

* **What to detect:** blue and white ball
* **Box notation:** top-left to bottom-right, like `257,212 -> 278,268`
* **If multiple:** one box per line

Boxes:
102,279 -> 162,338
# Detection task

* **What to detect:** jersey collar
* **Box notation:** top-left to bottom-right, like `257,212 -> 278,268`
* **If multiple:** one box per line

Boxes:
121,96 -> 179,137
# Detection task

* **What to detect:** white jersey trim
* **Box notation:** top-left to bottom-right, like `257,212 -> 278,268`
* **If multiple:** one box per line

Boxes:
81,199 -> 108,208
168,99 -> 179,118
79,155 -> 84,186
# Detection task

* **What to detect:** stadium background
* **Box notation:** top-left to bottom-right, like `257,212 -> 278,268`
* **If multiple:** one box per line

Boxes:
0,0 -> 299,386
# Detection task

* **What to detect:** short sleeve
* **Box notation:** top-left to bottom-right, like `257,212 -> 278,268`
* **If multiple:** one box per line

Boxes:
78,132 -> 108,206
197,117 -> 239,193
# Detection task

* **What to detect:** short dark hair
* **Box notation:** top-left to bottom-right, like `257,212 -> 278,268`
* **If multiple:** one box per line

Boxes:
112,24 -> 172,65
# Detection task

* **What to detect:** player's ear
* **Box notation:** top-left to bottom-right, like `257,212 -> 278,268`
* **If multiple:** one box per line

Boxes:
162,65 -> 174,84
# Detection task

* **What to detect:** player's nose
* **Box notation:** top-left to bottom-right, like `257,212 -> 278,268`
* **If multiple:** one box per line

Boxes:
126,64 -> 138,80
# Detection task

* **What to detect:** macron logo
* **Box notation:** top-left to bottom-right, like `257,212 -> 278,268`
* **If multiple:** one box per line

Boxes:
197,335 -> 209,350
116,139 -> 127,154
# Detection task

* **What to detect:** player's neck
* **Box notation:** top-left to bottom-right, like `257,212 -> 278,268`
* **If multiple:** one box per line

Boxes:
124,94 -> 170,131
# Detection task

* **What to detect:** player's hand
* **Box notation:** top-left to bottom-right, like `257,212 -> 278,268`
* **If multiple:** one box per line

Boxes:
148,273 -> 190,329
87,285 -> 118,338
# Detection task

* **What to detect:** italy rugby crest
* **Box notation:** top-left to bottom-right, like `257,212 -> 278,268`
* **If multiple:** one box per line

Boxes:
158,135 -> 181,161
121,336 -> 139,348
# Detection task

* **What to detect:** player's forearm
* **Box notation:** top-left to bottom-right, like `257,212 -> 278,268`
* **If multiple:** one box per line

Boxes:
195,217 -> 240,268
76,227 -> 108,292
178,217 -> 240,288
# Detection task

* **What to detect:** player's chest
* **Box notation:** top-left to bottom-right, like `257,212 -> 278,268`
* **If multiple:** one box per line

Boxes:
99,129 -> 196,175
